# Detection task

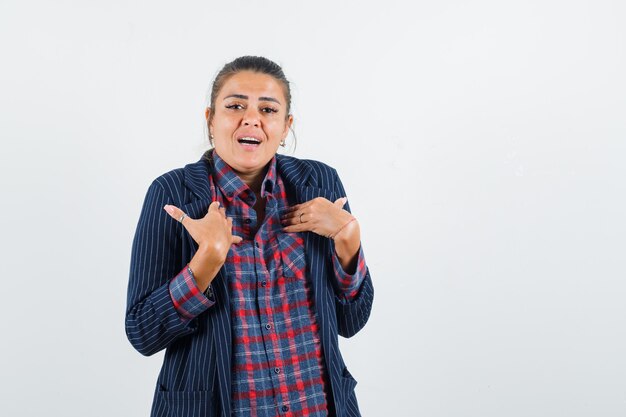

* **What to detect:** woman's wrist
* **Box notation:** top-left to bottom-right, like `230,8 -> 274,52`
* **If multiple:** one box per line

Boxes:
332,219 -> 361,272
188,247 -> 223,292
330,216 -> 357,240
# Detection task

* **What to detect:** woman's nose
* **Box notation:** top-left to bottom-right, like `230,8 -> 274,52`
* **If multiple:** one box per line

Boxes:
242,107 -> 260,127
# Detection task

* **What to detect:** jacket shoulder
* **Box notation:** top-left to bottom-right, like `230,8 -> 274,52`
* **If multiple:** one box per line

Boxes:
149,167 -> 186,194
277,154 -> 338,188
304,159 -> 336,175
151,157 -> 207,187
279,154 -> 335,171
302,158 -> 339,189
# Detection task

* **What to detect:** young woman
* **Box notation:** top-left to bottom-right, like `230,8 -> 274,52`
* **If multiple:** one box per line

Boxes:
126,56 -> 374,417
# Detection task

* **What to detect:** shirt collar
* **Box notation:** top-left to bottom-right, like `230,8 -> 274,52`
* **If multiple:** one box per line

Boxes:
212,150 -> 278,202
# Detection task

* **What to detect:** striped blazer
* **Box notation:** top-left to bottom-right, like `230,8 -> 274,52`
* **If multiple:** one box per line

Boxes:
126,152 -> 374,417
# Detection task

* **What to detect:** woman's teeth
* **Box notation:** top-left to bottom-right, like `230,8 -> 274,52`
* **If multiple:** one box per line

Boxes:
238,137 -> 261,145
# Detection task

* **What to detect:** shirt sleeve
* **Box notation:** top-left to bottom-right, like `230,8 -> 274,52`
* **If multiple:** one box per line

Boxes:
330,242 -> 367,302
168,265 -> 215,322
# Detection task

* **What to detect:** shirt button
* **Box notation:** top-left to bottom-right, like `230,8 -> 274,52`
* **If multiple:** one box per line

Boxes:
254,242 -> 259,248
265,323 -> 272,330
282,405 -> 289,412
274,367 -> 280,374
244,218 -> 252,224
261,281 -> 267,287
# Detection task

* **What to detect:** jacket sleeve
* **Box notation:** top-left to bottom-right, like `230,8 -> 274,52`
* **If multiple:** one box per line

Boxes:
125,179 -> 204,356
331,169 -> 374,338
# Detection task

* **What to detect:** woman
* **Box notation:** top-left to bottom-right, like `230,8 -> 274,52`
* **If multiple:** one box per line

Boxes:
126,56 -> 374,417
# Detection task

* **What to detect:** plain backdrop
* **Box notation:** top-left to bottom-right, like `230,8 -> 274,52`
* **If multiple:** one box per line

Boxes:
1,1 -> 625,416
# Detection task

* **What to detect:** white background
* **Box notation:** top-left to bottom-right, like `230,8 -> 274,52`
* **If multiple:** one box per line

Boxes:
1,1 -> 625,416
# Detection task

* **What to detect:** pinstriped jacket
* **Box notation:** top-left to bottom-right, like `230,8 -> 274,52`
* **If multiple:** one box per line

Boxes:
126,152 -> 374,417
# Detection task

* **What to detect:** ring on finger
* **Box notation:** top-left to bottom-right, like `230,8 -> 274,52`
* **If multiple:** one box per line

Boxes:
178,213 -> 187,223
299,212 -> 305,223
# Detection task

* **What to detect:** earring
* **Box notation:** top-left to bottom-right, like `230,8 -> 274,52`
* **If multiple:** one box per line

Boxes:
280,139 -> 286,147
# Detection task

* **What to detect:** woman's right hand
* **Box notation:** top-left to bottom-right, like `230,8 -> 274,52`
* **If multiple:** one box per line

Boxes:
164,201 -> 242,262
163,201 -> 242,289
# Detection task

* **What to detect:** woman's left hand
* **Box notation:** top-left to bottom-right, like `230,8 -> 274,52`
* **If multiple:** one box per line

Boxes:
283,196 -> 361,273
281,197 -> 355,239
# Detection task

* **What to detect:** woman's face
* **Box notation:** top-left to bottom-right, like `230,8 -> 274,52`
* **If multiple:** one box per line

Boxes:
208,71 -> 293,179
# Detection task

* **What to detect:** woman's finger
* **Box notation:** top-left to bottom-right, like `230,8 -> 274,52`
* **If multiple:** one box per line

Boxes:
226,216 -> 243,244
284,200 -> 314,213
207,201 -> 221,213
283,197 -> 331,215
283,204 -> 301,213
282,223 -> 309,233
281,206 -> 318,221
281,210 -> 302,221
281,211 -> 314,225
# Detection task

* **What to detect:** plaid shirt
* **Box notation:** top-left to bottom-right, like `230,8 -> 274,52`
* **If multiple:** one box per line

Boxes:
168,151 -> 366,416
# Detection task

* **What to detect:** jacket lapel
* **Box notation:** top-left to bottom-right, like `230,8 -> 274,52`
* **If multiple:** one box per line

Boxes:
276,154 -> 337,204
182,154 -> 234,416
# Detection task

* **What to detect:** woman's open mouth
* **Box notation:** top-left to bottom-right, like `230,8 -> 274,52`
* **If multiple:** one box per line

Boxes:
237,137 -> 262,148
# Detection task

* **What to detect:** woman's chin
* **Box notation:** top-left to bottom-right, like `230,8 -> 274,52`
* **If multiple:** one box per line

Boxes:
231,156 -> 272,176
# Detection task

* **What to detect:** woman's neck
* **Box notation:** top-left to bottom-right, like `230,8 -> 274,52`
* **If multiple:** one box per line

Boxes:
235,166 -> 268,195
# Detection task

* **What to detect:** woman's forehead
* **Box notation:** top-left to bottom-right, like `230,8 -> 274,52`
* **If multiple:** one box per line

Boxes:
219,71 -> 286,102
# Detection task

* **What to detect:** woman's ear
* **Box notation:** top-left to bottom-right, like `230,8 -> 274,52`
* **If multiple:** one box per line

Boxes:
205,107 -> 214,134
205,107 -> 215,145
282,114 -> 294,138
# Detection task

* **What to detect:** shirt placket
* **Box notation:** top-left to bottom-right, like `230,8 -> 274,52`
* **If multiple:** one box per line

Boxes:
256,197 -> 294,416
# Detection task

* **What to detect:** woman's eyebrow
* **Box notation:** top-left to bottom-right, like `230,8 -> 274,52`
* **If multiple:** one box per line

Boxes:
224,94 -> 281,105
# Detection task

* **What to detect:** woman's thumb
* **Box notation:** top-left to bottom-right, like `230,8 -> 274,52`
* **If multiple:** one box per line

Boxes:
333,197 -> 348,208
163,204 -> 185,222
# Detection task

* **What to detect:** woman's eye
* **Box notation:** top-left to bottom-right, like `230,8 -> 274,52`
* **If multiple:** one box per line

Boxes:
262,107 -> 278,114
225,104 -> 243,110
